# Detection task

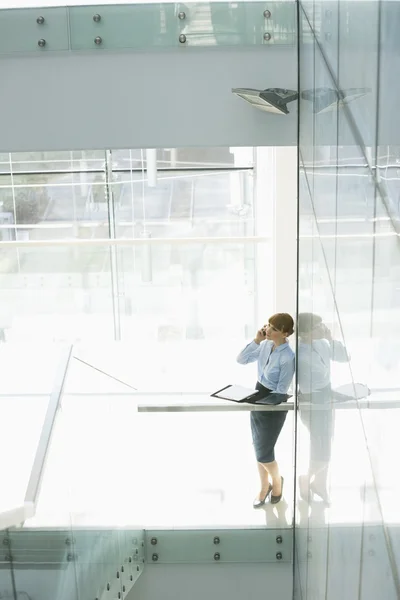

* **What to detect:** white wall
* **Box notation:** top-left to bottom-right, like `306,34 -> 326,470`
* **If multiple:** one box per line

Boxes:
0,47 -> 297,152
131,563 -> 293,600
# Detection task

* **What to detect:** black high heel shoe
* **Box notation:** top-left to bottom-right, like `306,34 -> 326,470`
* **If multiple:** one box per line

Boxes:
271,476 -> 284,504
253,483 -> 272,509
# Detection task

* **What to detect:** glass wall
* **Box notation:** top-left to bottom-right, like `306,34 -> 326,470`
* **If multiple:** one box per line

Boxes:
296,1 -> 400,598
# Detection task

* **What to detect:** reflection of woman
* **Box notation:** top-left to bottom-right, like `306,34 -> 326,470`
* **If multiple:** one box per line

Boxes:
297,313 -> 349,503
237,313 -> 295,508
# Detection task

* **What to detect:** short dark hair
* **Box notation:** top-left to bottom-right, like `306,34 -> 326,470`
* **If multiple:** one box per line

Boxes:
297,313 -> 322,335
269,313 -> 294,336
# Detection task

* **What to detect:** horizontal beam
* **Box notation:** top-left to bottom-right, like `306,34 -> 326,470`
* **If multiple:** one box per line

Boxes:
138,402 -> 294,413
0,235 -> 269,248
138,397 -> 400,412
0,3 -> 295,55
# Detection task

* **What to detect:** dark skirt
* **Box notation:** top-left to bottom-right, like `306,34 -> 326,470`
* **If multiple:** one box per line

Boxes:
250,381 -> 288,463
299,386 -> 334,462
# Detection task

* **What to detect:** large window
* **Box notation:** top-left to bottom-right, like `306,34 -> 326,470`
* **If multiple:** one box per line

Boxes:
0,147 -> 258,346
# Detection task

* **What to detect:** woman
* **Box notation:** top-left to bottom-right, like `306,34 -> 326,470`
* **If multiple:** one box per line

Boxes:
237,313 -> 295,508
297,313 -> 349,504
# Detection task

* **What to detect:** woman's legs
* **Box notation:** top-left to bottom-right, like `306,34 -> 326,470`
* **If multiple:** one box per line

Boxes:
263,460 -> 282,496
251,406 -> 287,502
255,461 -> 271,500
256,460 -> 282,498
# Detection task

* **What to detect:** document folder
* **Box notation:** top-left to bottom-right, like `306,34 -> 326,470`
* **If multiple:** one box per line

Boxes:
211,385 -> 260,403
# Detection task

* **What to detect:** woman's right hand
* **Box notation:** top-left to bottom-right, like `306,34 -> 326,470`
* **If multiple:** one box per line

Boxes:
254,325 -> 267,345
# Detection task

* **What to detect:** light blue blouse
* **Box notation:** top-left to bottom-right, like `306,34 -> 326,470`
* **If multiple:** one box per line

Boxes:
236,340 -> 295,394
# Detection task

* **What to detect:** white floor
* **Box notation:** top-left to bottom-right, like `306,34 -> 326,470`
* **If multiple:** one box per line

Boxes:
25,397 -> 400,531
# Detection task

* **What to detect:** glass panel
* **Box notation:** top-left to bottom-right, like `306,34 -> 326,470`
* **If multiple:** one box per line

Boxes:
0,563 -> 15,600
0,394 -> 49,513
0,344 -> 68,515
311,41 -> 338,280
69,4 -> 177,50
338,1 -> 379,155
0,150 -> 106,172
377,2 -> 400,231
111,147 -> 254,170
0,158 -> 107,240
9,528 -> 79,600
0,246 -> 116,343
179,2 -> 295,47
0,2 -> 296,51
297,3 -> 400,596
0,7 -> 69,53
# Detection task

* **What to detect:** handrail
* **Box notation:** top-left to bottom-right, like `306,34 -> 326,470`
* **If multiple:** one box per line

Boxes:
23,345 -> 73,509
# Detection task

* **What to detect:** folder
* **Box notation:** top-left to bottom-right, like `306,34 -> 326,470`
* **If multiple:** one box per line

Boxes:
210,385 -> 261,403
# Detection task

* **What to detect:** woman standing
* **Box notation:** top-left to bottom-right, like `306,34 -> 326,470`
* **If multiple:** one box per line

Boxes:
237,313 -> 295,507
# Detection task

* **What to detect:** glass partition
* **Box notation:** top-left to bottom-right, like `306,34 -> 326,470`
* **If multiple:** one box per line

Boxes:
297,1 -> 400,597
22,343 -> 293,529
0,345 -> 68,519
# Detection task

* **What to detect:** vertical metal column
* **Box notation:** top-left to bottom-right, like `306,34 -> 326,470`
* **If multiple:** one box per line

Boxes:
105,150 -> 122,341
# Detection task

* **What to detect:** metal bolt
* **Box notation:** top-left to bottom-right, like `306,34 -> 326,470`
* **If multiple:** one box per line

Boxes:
179,34 -> 187,44
150,537 -> 157,545
152,553 -> 159,561
276,552 -> 283,560
263,32 -> 271,41
369,550 -> 375,557
5,555 -> 13,562
136,566 -> 140,572
36,16 -> 45,24
325,9 -> 332,18
263,10 -> 271,18
130,575 -> 134,581
178,11 -> 186,20
133,538 -> 138,545
2,538 -> 10,546
94,36 -> 102,45
117,571 -> 120,579
325,32 -> 332,41
307,551 -> 312,559
121,566 -> 124,572
118,594 -> 121,599
93,14 -> 101,22
67,553 -> 74,562
276,536 -> 283,544
107,583 -> 110,591
38,39 -> 46,47
141,541 -> 145,547
65,538 -> 71,546
135,549 -> 139,555
213,537 -> 220,545
128,556 -> 132,563
123,586 -> 126,593
307,536 -> 312,543
214,552 -> 220,561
